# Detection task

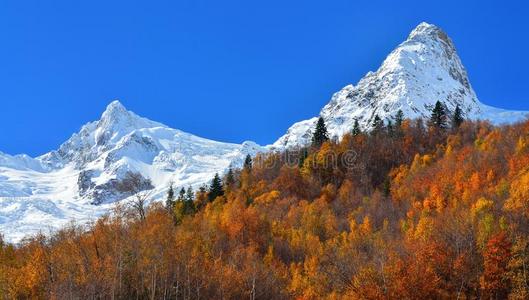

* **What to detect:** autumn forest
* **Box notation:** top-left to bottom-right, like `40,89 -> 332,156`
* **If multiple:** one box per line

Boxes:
2,104 -> 529,299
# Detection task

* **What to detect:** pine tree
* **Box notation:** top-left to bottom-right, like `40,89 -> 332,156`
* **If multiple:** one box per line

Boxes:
352,119 -> 361,136
172,187 -> 196,225
395,109 -> 404,128
165,184 -> 175,210
243,154 -> 252,171
177,187 -> 186,202
452,104 -> 464,129
186,186 -> 194,202
184,186 -> 195,215
208,173 -> 224,202
225,168 -> 235,188
371,114 -> 384,134
298,148 -> 308,168
429,100 -> 447,129
311,116 -> 329,147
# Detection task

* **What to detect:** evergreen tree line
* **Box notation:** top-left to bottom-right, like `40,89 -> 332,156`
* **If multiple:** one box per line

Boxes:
164,154 -> 254,224
312,100 -> 465,148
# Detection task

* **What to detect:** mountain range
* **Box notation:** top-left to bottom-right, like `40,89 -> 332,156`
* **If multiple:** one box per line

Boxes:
0,22 -> 526,242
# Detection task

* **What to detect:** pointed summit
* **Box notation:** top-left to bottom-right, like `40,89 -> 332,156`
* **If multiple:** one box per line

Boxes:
274,22 -> 477,147
38,99 -> 167,168
97,100 -> 164,134
103,100 -> 128,115
94,100 -> 165,149
99,100 -> 131,124
413,21 -> 437,30
323,20 -> 480,120
274,22 -> 527,148
408,22 -> 443,39
406,22 -> 458,60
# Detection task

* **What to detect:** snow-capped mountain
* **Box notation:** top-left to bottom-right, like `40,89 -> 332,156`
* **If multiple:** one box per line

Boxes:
1,22 -> 528,243
0,101 -> 263,242
273,22 -> 528,148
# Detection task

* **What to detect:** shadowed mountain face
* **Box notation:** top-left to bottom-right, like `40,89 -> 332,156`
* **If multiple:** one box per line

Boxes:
273,22 -> 527,148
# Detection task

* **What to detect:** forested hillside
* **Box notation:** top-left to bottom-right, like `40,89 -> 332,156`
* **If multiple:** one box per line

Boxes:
2,106 -> 529,299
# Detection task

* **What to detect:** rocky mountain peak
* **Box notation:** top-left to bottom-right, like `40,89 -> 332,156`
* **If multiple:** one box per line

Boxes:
396,22 -> 470,90
97,100 -> 164,136
407,22 -> 450,44
273,22 -> 526,149
100,100 -> 129,121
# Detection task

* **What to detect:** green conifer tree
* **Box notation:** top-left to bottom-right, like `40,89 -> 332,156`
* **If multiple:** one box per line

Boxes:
311,116 -> 329,147
395,109 -> 404,128
352,119 -> 361,136
208,173 -> 224,202
165,183 -> 175,210
184,186 -> 195,214
371,114 -> 384,134
225,167 -> 235,188
298,148 -> 308,168
429,100 -> 448,129
452,104 -> 464,129
177,187 -> 186,202
394,109 -> 405,137
186,186 -> 194,202
243,154 -> 253,171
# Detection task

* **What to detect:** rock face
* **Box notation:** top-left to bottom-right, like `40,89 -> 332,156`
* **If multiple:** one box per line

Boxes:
0,101 -> 264,242
273,22 -> 528,148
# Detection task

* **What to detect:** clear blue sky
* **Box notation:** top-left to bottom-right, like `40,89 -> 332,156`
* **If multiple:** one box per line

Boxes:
0,0 -> 527,156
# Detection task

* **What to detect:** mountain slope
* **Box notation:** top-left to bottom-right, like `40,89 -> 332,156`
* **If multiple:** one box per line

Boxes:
273,22 -> 528,148
1,22 -> 528,243
0,101 -> 263,242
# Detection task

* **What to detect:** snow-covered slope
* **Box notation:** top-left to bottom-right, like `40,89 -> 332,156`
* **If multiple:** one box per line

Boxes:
1,22 -> 527,242
273,22 -> 528,148
0,101 -> 263,242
